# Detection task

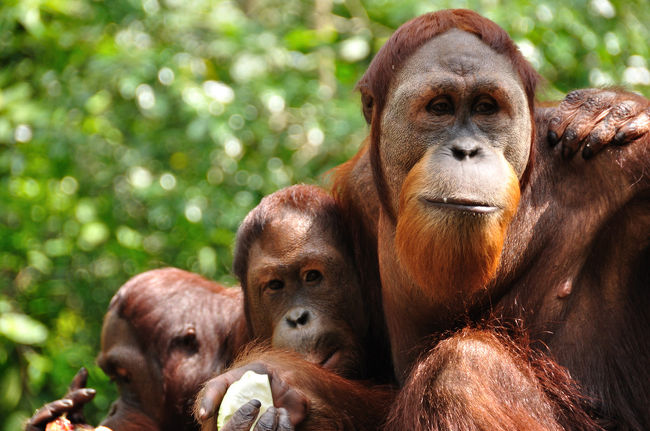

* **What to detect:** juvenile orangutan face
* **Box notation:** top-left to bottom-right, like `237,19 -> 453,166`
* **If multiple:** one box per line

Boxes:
245,210 -> 367,379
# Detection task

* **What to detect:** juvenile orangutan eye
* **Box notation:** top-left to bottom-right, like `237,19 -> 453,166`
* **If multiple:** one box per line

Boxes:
304,270 -> 322,283
170,329 -> 199,355
267,279 -> 284,291
426,97 -> 454,115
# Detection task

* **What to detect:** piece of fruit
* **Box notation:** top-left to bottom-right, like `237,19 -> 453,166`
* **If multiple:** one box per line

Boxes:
217,370 -> 274,430
45,416 -> 74,431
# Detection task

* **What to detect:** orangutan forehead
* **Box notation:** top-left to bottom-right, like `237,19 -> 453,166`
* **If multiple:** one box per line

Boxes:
266,210 -> 314,238
396,29 -> 519,83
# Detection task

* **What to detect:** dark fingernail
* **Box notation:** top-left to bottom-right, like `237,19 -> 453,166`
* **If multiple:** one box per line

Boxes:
547,130 -> 558,146
582,145 -> 594,160
565,129 -> 577,143
239,399 -> 262,417
614,131 -> 625,144
562,145 -> 573,159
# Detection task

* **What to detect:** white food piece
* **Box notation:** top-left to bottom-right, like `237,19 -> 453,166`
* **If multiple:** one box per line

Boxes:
217,370 -> 274,430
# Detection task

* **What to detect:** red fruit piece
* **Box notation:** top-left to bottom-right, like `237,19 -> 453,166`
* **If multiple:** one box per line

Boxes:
45,416 -> 74,431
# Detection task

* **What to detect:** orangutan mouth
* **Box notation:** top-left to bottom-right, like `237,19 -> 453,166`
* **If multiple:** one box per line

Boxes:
423,197 -> 500,214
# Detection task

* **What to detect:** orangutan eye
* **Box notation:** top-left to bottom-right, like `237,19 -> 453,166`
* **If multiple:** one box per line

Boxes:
170,329 -> 199,355
267,279 -> 284,291
114,367 -> 131,383
304,270 -> 322,283
102,359 -> 131,384
426,97 -> 454,115
473,97 -> 498,115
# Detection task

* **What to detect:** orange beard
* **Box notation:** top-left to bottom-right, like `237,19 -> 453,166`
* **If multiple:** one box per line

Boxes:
394,160 -> 521,310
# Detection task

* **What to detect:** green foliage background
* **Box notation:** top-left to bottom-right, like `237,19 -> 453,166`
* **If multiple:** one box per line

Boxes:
1,0 -> 648,428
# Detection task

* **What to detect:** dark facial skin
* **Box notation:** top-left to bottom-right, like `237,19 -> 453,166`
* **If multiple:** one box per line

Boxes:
245,209 -> 367,379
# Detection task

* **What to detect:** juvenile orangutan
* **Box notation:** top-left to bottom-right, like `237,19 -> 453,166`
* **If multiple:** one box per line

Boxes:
196,184 -> 395,431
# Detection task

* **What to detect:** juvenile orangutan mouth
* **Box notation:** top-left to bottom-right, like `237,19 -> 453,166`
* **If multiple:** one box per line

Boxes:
302,346 -> 341,369
320,349 -> 341,369
422,197 -> 500,214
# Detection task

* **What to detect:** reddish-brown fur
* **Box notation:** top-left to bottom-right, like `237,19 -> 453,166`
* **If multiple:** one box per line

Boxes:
206,348 -> 396,431
101,268 -> 249,431
253,349 -> 394,430
326,143 -> 391,382
384,328 -> 598,431
231,184 -> 392,382
27,268 -> 250,431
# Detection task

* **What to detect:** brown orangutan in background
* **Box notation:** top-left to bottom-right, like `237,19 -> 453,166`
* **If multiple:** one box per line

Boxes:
26,268 -> 249,431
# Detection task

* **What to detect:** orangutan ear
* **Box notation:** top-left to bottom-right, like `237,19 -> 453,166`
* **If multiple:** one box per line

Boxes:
361,92 -> 374,125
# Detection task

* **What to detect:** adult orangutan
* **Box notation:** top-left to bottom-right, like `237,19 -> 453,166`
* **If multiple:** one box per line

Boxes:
198,9 -> 649,431
197,185 -> 394,431
337,9 -> 649,430
26,268 -> 249,431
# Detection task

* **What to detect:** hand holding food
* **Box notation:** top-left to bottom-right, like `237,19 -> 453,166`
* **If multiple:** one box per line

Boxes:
217,371 -> 274,430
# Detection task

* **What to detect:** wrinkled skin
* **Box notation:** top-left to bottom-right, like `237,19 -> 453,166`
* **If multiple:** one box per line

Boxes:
196,350 -> 394,431
25,368 -> 96,431
546,88 -> 650,159
377,31 -> 531,376
196,359 -> 309,431
220,400 -> 293,431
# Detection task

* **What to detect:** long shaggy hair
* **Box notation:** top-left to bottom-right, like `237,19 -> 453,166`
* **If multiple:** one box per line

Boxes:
384,328 -> 602,431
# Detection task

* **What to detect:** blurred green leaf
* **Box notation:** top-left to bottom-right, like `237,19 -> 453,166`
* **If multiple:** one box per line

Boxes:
0,367 -> 22,410
0,312 -> 49,345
